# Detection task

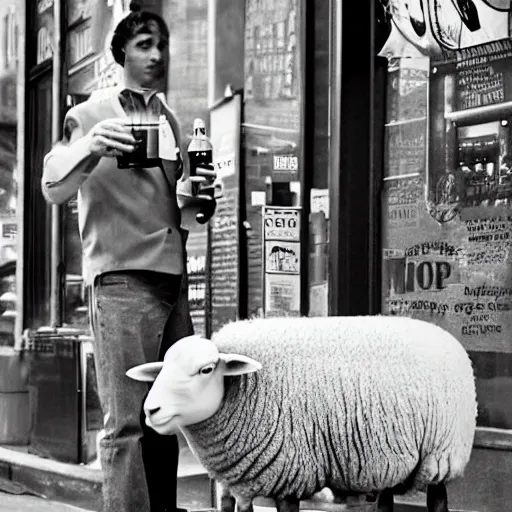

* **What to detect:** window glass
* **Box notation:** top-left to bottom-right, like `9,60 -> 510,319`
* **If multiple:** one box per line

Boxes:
61,0 -> 131,330
243,0 -> 302,318
0,1 -> 23,345
164,0 -> 209,336
378,1 -> 512,430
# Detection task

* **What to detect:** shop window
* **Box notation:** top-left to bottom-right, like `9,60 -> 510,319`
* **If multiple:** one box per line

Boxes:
63,195 -> 89,330
0,3 -> 22,344
243,0 -> 304,318
378,3 -> 512,432
59,95 -> 90,331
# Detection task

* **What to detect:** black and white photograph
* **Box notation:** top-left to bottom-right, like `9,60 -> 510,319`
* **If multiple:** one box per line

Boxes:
0,1 -> 510,511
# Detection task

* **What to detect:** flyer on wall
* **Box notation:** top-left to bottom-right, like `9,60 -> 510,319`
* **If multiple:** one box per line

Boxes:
262,206 -> 301,317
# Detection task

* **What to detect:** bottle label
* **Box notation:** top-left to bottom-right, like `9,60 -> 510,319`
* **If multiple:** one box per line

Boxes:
158,115 -> 178,161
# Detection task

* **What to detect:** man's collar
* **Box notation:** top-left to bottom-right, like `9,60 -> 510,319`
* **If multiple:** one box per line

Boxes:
120,87 -> 159,105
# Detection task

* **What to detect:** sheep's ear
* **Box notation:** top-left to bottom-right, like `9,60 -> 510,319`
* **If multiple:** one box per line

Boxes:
126,362 -> 164,382
219,353 -> 262,376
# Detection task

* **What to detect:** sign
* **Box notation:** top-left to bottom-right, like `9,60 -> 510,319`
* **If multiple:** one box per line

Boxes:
208,93 -> 242,335
37,0 -> 54,14
310,188 -> 329,219
263,207 -> 300,240
378,0 -> 509,60
2,223 -> 17,239
455,39 -> 512,111
36,25 -> 53,65
263,206 -> 301,317
68,0 -> 128,94
69,21 -> 92,67
244,0 -> 301,130
385,119 -> 426,177
34,0 -> 56,67
272,153 -> 299,182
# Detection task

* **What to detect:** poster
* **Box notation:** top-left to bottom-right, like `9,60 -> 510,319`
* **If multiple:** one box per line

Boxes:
263,206 -> 301,316
244,0 -> 301,131
67,0 -> 130,96
208,93 -> 242,334
382,38 -> 512,355
377,0 -> 509,60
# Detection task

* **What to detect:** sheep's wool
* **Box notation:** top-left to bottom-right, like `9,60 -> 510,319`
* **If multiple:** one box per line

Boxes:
184,316 -> 477,501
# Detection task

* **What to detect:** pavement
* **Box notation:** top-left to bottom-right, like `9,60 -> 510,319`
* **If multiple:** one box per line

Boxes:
0,442 -> 463,512
0,442 -> 214,511
0,491 -> 94,511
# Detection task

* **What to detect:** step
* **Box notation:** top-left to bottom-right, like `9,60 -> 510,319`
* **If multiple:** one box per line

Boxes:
0,445 -> 213,511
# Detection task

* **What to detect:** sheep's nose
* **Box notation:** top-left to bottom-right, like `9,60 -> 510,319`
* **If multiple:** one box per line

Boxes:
147,407 -> 161,416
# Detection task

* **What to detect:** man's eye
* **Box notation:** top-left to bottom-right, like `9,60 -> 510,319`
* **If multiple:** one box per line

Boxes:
200,363 -> 215,375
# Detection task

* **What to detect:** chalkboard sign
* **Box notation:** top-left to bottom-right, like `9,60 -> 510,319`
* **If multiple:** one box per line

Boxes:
208,93 -> 242,335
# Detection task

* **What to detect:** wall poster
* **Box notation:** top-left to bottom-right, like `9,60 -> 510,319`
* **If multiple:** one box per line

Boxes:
381,38 -> 512,430
262,206 -> 301,316
208,93 -> 242,335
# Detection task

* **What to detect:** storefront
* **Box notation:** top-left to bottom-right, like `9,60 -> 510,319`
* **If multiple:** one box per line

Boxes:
3,0 -> 512,508
209,0 -> 512,510
11,0 -> 212,463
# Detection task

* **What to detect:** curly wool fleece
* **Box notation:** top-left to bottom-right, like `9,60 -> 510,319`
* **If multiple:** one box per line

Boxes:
184,315 -> 477,501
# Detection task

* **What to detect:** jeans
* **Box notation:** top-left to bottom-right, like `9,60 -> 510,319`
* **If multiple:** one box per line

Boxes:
90,269 -> 194,512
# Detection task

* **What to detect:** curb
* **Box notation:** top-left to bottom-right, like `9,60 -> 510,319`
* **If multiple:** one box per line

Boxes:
0,446 -> 213,511
0,447 -> 102,510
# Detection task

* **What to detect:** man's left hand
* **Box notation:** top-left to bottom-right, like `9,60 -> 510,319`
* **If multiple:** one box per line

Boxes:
177,165 -> 217,225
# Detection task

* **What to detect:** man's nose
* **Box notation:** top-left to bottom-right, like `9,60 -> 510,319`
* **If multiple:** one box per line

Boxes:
150,47 -> 163,62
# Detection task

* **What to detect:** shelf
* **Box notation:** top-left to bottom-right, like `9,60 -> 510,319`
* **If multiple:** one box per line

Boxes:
385,116 -> 427,127
446,100 -> 512,124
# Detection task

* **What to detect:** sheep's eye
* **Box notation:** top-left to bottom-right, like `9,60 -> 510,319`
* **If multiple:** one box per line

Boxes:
200,363 -> 215,375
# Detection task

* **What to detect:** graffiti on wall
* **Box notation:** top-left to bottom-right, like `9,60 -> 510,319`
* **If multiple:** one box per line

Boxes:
378,0 -> 511,59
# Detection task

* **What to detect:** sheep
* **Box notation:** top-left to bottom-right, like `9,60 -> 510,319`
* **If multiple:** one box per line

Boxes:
126,315 -> 477,512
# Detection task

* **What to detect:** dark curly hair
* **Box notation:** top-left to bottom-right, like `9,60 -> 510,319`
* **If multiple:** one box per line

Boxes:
110,3 -> 169,67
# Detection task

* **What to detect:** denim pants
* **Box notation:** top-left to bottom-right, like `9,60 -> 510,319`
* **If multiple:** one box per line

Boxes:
90,269 -> 193,512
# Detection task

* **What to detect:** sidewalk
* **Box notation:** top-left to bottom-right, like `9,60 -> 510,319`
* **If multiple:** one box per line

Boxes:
0,443 -> 212,511
0,443 -> 474,512
0,490 -> 94,512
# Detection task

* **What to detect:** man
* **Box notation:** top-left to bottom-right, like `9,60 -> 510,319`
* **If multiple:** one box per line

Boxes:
42,8 -> 214,512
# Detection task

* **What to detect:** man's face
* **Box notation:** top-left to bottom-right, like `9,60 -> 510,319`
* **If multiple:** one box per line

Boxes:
123,22 -> 169,89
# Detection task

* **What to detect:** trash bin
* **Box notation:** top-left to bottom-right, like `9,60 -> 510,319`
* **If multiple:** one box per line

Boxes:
0,346 -> 30,444
25,328 -> 102,464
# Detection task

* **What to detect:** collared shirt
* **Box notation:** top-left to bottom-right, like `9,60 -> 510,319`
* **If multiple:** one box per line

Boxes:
42,89 -> 186,284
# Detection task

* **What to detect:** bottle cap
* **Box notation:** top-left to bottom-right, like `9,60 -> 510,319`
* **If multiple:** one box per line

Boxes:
193,118 -> 205,130
193,118 -> 206,137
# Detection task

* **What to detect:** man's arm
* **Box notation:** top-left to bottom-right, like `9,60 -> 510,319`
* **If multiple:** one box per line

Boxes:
42,115 -> 101,205
42,114 -> 136,205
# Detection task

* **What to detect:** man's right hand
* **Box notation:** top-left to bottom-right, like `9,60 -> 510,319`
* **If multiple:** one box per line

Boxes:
88,118 -> 137,157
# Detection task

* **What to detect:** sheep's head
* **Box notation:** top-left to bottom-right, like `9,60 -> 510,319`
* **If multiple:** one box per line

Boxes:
126,335 -> 262,435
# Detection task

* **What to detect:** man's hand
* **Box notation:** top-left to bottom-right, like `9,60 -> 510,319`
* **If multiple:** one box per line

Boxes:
177,164 -> 217,225
88,118 -> 137,157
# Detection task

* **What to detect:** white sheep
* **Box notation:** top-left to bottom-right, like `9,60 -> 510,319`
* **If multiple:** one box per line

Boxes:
127,315 -> 477,512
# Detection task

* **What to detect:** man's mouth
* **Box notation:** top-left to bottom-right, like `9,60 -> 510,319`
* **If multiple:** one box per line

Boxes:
146,65 -> 164,75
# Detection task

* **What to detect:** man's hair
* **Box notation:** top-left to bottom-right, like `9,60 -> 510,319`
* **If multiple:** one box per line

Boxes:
110,4 -> 169,67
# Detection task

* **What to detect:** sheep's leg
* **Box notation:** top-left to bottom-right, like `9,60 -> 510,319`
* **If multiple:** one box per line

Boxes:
219,485 -> 236,512
426,483 -> 448,512
236,496 -> 254,512
377,488 -> 394,512
275,496 -> 300,512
